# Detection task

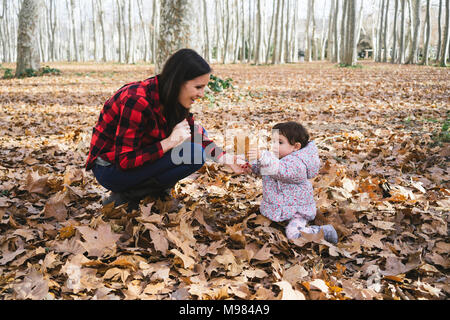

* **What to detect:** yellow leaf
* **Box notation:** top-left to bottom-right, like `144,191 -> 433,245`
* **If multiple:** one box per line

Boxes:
59,225 -> 75,240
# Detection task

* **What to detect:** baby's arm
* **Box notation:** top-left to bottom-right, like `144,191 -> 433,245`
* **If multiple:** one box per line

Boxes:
258,151 -> 308,183
250,160 -> 261,175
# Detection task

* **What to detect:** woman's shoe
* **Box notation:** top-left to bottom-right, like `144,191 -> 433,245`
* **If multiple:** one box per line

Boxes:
102,192 -> 139,213
156,189 -> 183,213
102,192 -> 128,207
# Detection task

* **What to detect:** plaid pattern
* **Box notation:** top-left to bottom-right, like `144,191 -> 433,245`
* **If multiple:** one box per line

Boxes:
85,76 -> 224,171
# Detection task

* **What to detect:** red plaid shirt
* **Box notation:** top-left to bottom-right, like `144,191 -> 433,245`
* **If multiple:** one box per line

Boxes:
85,76 -> 225,171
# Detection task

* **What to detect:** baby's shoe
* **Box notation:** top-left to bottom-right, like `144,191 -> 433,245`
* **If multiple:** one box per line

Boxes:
321,225 -> 338,244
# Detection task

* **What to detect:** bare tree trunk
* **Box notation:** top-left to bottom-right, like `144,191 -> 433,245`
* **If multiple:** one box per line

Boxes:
0,2 -> 5,62
436,0 -> 443,62
16,0 -> 41,77
392,0 -> 399,63
115,0 -> 122,62
319,2 -> 327,60
340,0 -> 348,63
38,2 -> 46,62
377,0 -> 385,62
399,0 -> 406,63
441,0 -> 450,66
254,0 -> 262,64
70,0 -> 79,61
121,1 -> 128,63
271,0 -> 281,64
285,0 -> 291,62
354,0 -> 363,63
333,0 -> 340,63
306,0 -> 312,62
137,0 -> 148,61
126,0 -> 133,63
327,0 -> 335,61
215,0 -> 222,62
223,0 -> 230,63
202,0 -> 210,62
407,0 -> 414,57
311,0 -> 317,60
239,0 -> 244,62
96,0 -> 106,62
422,0 -> 431,65
233,0 -> 240,63
291,0 -> 298,62
248,0 -> 253,62
65,0 -> 71,60
156,0 -> 196,73
407,0 -> 421,64
265,0 -> 276,63
79,2 -> 86,61
278,0 -> 285,63
92,0 -> 97,61
48,0 -> 57,61
343,0 -> 356,66
383,0 -> 390,62
151,0 -> 157,64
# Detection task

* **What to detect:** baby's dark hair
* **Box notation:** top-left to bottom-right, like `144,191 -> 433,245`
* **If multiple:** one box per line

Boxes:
272,121 -> 310,149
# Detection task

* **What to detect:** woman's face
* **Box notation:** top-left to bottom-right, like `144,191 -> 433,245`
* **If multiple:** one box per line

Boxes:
178,73 -> 211,109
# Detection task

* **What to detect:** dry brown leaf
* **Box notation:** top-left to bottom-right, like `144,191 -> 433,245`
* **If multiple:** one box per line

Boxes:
77,223 -> 121,257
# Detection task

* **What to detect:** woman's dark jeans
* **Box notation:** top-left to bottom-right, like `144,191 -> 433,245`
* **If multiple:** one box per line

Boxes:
92,140 -> 206,196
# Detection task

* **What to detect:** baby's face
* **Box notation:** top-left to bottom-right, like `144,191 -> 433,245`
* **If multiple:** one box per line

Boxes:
273,134 -> 299,159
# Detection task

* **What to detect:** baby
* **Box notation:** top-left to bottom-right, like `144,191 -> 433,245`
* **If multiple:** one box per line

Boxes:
245,121 -> 338,244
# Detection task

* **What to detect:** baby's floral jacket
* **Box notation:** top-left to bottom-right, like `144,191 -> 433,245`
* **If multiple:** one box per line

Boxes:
251,141 -> 320,222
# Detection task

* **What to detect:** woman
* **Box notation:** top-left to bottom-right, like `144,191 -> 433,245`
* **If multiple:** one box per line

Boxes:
86,49 -> 244,211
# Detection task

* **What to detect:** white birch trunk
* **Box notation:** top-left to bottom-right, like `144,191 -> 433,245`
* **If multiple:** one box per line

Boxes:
16,0 -> 41,77
440,0 -> 450,66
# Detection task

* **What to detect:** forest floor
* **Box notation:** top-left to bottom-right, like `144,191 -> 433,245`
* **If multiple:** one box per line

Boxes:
0,61 -> 448,300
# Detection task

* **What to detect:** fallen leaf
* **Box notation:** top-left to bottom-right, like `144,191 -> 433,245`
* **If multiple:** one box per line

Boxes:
170,248 -> 195,269
77,223 -> 121,257
275,281 -> 306,300
13,268 -> 49,300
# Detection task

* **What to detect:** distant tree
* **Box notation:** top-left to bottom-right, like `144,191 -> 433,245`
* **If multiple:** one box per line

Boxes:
382,0 -> 390,62
305,0 -> 314,62
421,0 -> 431,65
16,0 -> 41,77
407,0 -> 421,64
156,0 -> 196,73
342,0 -> 356,66
271,0 -> 281,64
441,0 -> 450,66
254,0 -> 262,64
333,0 -> 340,63
436,0 -> 443,62
376,0 -> 385,62
399,0 -> 406,63
392,0 -> 399,63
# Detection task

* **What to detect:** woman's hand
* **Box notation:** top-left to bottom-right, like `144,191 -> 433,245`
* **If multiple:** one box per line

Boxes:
228,155 -> 247,174
228,163 -> 246,174
218,154 -> 247,174
241,162 -> 253,174
161,119 -> 191,152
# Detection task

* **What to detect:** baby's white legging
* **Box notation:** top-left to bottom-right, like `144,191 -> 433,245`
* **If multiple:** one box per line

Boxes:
285,216 -> 321,240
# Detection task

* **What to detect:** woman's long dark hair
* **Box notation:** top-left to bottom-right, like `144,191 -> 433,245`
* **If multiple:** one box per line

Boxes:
158,49 -> 211,134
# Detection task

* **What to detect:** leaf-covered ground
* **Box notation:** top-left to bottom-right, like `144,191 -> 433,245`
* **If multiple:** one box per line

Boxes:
0,62 -> 448,300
